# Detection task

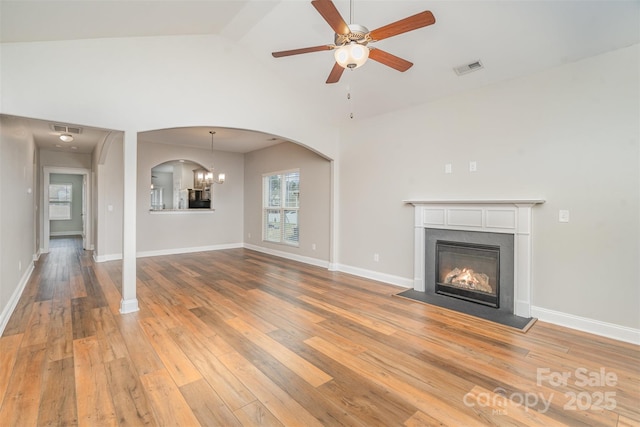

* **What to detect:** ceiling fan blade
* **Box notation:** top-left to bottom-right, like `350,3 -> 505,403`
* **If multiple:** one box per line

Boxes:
311,0 -> 350,35
272,45 -> 333,58
369,10 -> 435,41
326,62 -> 345,84
369,49 -> 413,72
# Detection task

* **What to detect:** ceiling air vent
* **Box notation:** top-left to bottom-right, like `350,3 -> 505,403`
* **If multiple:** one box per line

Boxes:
51,124 -> 82,134
454,60 -> 484,76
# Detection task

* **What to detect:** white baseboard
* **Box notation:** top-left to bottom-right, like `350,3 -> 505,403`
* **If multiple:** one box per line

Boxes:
0,261 -> 35,336
50,231 -> 83,236
243,243 -> 330,269
93,243 -> 245,263
94,253 -> 122,263
334,263 -> 413,288
137,243 -> 243,259
531,306 -> 640,345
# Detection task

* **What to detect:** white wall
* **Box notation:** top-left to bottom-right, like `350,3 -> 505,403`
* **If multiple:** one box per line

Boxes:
244,142 -> 332,264
94,136 -> 124,261
339,45 -> 640,331
136,140 -> 244,255
0,115 -> 36,332
0,35 -> 339,160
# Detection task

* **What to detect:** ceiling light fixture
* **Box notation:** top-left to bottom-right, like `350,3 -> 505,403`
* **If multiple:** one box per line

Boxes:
206,131 -> 225,185
334,42 -> 369,69
59,134 -> 74,143
333,1 -> 369,70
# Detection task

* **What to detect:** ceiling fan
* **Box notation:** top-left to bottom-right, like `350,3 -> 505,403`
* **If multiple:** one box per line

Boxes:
272,0 -> 436,84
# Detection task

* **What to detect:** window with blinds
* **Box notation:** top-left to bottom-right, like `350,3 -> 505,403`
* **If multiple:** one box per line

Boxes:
263,170 -> 299,246
49,183 -> 73,220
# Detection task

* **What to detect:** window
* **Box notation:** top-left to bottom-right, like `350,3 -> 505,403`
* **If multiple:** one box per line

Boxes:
49,183 -> 73,220
263,170 -> 299,245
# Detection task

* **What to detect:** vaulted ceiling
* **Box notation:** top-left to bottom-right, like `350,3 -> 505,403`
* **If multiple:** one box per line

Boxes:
2,0 -> 638,152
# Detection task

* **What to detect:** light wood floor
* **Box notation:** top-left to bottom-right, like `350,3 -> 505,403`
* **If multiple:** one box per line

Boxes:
1,237 -> 638,426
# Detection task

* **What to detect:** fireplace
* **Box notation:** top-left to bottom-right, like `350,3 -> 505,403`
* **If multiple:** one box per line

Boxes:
425,228 -> 514,316
435,240 -> 500,308
405,199 -> 545,320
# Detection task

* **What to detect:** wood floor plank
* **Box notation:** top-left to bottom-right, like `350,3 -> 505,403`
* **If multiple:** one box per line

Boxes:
113,314 -> 165,376
172,304 -> 235,352
404,410 -> 451,427
37,357 -> 77,427
298,294 -> 398,335
71,297 -> 97,340
139,369 -> 201,427
92,263 -> 126,315
139,316 -> 202,387
226,316 -> 333,388
305,335 -> 488,426
69,271 -> 88,299
73,336 -> 118,427
167,325 -> 256,410
46,297 -> 73,361
92,306 -> 129,362
617,415 -> 640,427
233,401 -> 284,427
218,351 -> 325,427
0,344 -> 47,427
104,356 -> 156,427
246,288 -> 326,324
180,378 -> 243,427
0,334 -> 23,407
22,300 -> 53,347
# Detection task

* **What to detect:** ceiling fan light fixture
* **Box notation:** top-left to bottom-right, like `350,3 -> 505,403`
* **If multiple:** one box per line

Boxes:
59,134 -> 74,143
334,42 -> 369,69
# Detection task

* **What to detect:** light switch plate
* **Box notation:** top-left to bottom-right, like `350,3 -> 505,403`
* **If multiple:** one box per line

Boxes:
559,210 -> 570,223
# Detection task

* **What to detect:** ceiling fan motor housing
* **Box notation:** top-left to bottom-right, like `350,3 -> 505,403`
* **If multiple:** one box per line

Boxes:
334,24 -> 371,46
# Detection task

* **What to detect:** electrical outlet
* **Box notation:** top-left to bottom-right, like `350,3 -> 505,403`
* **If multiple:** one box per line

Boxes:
373,253 -> 380,262
248,232 -> 251,239
445,163 -> 452,174
312,243 -> 316,251
469,161 -> 477,172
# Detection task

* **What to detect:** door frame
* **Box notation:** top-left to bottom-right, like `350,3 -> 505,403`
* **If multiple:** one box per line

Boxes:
43,166 -> 92,253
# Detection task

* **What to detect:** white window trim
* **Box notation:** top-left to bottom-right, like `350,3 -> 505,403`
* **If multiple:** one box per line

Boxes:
262,169 -> 300,247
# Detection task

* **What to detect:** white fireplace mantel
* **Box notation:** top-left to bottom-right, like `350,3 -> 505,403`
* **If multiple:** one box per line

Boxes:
404,199 -> 544,318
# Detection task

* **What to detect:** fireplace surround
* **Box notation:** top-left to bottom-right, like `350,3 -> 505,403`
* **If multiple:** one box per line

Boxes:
404,199 -> 544,321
